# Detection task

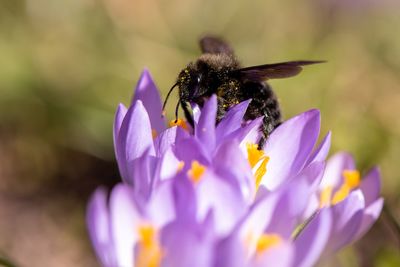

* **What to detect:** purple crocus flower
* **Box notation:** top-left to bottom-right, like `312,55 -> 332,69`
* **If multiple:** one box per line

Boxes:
87,69 -> 383,267
306,152 -> 384,255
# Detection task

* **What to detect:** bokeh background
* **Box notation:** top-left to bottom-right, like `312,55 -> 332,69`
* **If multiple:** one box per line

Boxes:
0,0 -> 399,266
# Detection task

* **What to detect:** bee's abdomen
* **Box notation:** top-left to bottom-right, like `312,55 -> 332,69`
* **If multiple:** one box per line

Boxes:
241,81 -> 281,126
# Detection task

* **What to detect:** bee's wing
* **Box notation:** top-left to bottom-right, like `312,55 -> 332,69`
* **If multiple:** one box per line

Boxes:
231,60 -> 325,81
199,35 -> 235,55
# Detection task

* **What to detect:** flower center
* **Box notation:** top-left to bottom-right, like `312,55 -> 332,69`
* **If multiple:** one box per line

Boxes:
319,169 -> 361,207
246,143 -> 270,190
136,224 -> 163,267
169,119 -> 188,131
256,233 -> 283,254
187,160 -> 206,184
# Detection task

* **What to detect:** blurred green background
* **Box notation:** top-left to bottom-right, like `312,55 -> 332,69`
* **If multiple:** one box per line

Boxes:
0,0 -> 399,266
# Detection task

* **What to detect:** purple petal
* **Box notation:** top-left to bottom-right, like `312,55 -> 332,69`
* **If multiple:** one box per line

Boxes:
87,188 -> 117,267
235,116 -> 264,147
216,100 -> 251,141
196,170 -> 247,236
158,148 -> 181,181
306,131 -> 331,165
110,184 -> 141,267
327,190 -> 364,253
196,95 -> 217,153
254,242 -> 294,267
117,100 -> 155,180
130,152 -> 158,200
359,167 -> 381,206
160,220 -> 214,267
113,103 -> 127,152
172,174 -> 198,221
261,109 -> 321,190
213,140 -> 255,202
294,208 -> 332,267
354,197 -> 384,241
146,180 -> 176,227
215,233 -> 247,267
131,69 -> 166,133
320,152 -> 356,188
174,136 -> 210,164
113,104 -> 127,178
266,179 -> 312,239
238,192 -> 282,251
153,126 -> 177,156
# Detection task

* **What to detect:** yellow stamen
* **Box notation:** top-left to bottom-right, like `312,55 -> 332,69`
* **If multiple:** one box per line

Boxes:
152,129 -> 158,139
342,170 -> 361,188
256,234 -> 282,254
177,161 -> 185,173
331,170 -> 360,205
187,160 -> 206,184
246,143 -> 265,168
136,225 -> 163,267
169,119 -> 188,131
319,170 -> 361,207
319,186 -> 333,208
254,156 -> 270,190
246,143 -> 270,190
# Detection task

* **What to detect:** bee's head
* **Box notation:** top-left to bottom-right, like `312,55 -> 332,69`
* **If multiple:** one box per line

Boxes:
177,64 -> 202,102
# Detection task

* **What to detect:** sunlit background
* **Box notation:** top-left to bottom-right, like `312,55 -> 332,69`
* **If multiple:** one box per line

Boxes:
0,0 -> 399,266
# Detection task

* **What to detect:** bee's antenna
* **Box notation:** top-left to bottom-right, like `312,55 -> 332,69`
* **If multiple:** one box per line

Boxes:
162,82 -> 179,117
174,100 -> 180,123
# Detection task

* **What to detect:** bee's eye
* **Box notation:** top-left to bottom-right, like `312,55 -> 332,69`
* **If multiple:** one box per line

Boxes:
196,74 -> 202,84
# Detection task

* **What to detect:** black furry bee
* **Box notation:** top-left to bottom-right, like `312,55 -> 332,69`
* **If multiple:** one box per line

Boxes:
163,36 -> 324,148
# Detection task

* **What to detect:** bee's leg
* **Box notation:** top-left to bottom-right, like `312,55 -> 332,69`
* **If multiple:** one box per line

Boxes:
257,112 -> 275,150
180,100 -> 195,128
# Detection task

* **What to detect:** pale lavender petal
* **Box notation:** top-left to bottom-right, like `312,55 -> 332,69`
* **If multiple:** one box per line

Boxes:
113,103 -> 127,152
196,95 -> 217,153
320,152 -> 355,188
327,190 -> 364,253
158,148 -> 181,181
254,242 -> 294,267
298,161 -> 325,190
131,69 -> 166,133
216,99 -> 251,141
174,137 -> 210,164
213,140 -> 255,202
117,100 -> 155,180
354,197 -> 384,241
87,188 -> 117,267
172,174 -> 197,221
110,184 -> 141,267
235,117 -> 264,147
146,180 -> 176,227
154,126 -> 177,156
261,109 -> 321,190
215,233 -> 247,267
306,131 -> 331,165
294,208 -> 332,267
266,179 -> 311,239
113,104 -> 127,178
359,167 -> 381,206
197,170 -> 247,236
160,221 -> 214,267
238,192 -> 282,254
130,151 -> 158,200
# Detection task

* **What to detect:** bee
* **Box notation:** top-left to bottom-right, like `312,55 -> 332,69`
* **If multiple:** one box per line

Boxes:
163,35 -> 324,148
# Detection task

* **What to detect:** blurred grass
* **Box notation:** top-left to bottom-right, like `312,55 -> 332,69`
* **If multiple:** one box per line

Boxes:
0,0 -> 399,266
